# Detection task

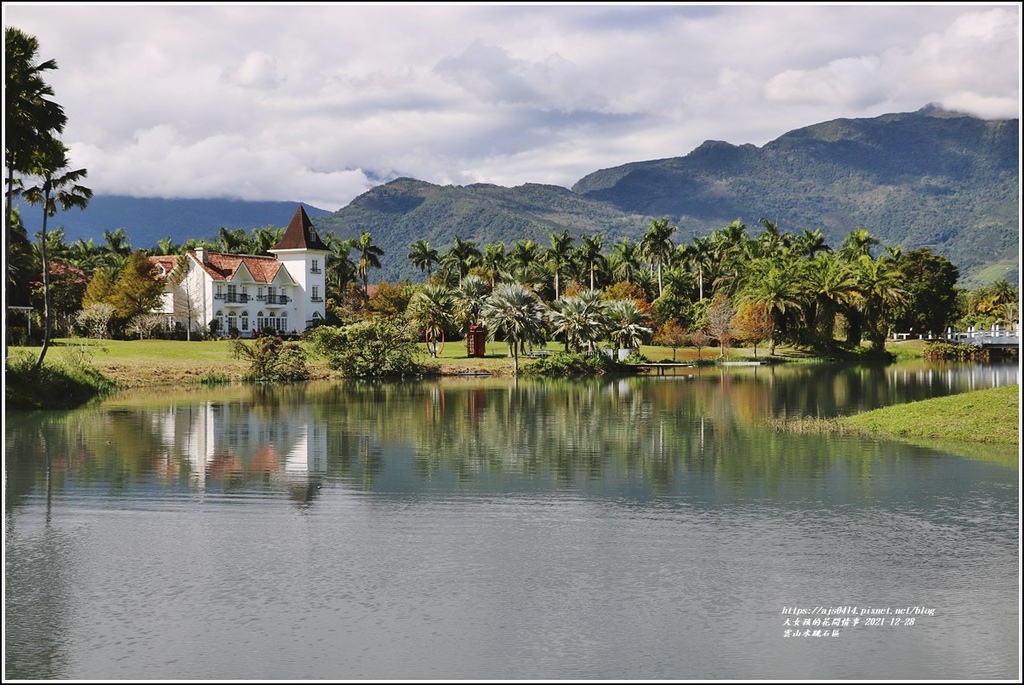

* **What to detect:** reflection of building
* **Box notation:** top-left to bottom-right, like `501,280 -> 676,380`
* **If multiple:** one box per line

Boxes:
152,401 -> 327,491
149,206 -> 330,337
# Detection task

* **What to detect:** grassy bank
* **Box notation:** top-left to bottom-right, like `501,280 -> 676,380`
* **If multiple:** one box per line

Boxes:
841,384 -> 1019,445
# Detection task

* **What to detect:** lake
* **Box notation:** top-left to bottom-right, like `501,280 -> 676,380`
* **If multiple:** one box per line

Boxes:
4,360 -> 1019,680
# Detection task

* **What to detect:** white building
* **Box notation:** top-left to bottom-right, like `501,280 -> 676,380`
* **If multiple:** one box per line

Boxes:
150,205 -> 330,337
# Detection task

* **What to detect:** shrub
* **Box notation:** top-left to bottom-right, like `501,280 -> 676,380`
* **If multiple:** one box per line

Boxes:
5,352 -> 119,410
307,320 -> 423,378
520,351 -> 622,378
230,336 -> 309,383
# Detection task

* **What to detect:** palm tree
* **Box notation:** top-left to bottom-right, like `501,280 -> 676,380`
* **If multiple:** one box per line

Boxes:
854,254 -> 908,351
804,251 -> 859,350
481,282 -> 547,375
508,238 -> 540,273
639,218 -> 676,298
5,28 -> 67,260
549,290 -> 606,353
250,225 -> 284,255
480,242 -> 508,287
683,235 -> 714,301
20,138 -> 92,370
575,233 -> 605,292
408,239 -> 440,278
791,229 -> 830,258
454,274 -> 490,330
544,229 -> 574,300
354,231 -> 384,296
604,299 -> 653,354
738,256 -> 804,355
442,236 -> 481,285
840,228 -> 879,261
322,233 -> 358,300
217,226 -> 248,254
608,237 -> 640,284
407,283 -> 455,357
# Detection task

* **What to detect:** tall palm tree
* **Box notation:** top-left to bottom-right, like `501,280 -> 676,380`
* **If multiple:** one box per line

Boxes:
639,219 -> 676,298
804,252 -> 859,350
575,233 -> 605,292
481,282 -> 547,375
322,233 -> 357,299
854,254 -> 908,351
250,225 -> 284,255
454,274 -> 490,330
408,239 -> 440,278
608,237 -> 640,284
217,226 -> 248,254
354,231 -> 384,296
738,256 -> 804,355
544,229 -> 574,300
480,242 -> 508,287
443,236 -> 481,285
840,228 -> 879,261
683,235 -> 715,301
508,238 -> 540,274
5,28 -> 67,258
21,138 -> 92,370
792,229 -> 830,258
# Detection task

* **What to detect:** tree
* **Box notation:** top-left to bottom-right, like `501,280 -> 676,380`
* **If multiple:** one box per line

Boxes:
480,242 -> 508,287
20,138 -> 92,369
608,237 -> 640,284
104,251 -> 164,337
408,239 -> 440,278
5,29 -> 67,336
407,283 -> 456,357
481,282 -> 547,375
354,231 -> 384,296
739,256 -> 803,355
653,319 -> 688,361
76,302 -> 115,339
854,254 -> 908,351
575,233 -> 605,292
889,248 -> 960,336
443,236 -> 481,285
804,252 -> 859,350
308,320 -> 420,378
639,218 -> 676,298
731,301 -> 773,358
544,229 -> 574,300
705,292 -> 735,358
549,290 -> 605,354
689,329 -> 710,361
454,275 -> 490,331
604,299 -> 652,353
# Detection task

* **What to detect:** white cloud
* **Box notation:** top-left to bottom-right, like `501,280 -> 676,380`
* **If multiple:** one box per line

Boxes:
4,3 -> 1019,212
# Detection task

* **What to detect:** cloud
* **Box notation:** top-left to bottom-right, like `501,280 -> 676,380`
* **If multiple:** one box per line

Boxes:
4,3 -> 1019,212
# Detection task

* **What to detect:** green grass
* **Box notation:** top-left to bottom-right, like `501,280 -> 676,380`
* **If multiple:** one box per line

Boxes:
841,384 -> 1019,445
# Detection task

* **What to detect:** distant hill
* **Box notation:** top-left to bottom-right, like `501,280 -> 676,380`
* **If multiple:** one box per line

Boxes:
22,106 -> 1018,287
13,195 -> 332,249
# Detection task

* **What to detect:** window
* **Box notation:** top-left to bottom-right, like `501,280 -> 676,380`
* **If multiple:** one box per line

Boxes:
311,285 -> 321,302
241,312 -> 249,332
311,259 -> 320,274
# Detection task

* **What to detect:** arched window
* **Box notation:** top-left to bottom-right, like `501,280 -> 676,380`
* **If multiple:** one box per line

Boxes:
227,312 -> 237,334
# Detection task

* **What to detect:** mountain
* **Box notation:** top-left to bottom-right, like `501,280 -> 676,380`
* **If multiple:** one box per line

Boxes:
12,195 -> 332,249
23,107 -> 1018,287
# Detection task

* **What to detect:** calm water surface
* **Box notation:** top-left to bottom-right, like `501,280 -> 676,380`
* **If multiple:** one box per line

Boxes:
5,361 -> 1019,680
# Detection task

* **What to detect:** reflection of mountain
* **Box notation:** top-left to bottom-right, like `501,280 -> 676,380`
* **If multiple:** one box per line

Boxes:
150,400 -> 327,491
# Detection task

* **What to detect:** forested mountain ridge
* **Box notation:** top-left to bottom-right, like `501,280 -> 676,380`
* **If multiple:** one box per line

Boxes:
31,106 -> 1018,287
314,107 -> 1019,286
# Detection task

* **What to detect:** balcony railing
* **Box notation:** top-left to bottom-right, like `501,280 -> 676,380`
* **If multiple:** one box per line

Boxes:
214,293 -> 250,303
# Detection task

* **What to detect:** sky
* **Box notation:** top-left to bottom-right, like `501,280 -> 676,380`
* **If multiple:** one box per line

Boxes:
4,2 -> 1021,212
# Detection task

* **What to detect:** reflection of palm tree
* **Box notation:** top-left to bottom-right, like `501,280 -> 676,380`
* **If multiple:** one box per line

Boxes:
21,138 -> 92,370
481,282 -> 547,375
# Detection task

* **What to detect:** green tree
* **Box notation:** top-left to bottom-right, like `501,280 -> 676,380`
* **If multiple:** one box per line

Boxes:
639,218 -> 676,298
575,233 -> 605,292
481,282 -> 548,375
549,290 -> 605,354
605,298 -> 652,353
354,231 -> 384,296
854,254 -> 908,351
407,283 -> 456,357
739,257 -> 803,355
408,239 -> 440,278
544,229 -> 574,300
20,138 -> 92,368
889,248 -> 961,336
104,251 -> 164,337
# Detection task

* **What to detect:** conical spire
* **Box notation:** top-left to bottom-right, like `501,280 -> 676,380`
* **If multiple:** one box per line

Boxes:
272,205 -> 329,251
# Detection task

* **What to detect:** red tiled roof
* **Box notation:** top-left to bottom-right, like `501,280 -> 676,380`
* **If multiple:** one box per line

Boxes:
147,255 -> 180,280
272,205 -> 329,251
188,251 -> 286,284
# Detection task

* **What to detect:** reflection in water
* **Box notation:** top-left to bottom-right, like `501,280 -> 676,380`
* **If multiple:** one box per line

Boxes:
4,360 -> 1018,680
